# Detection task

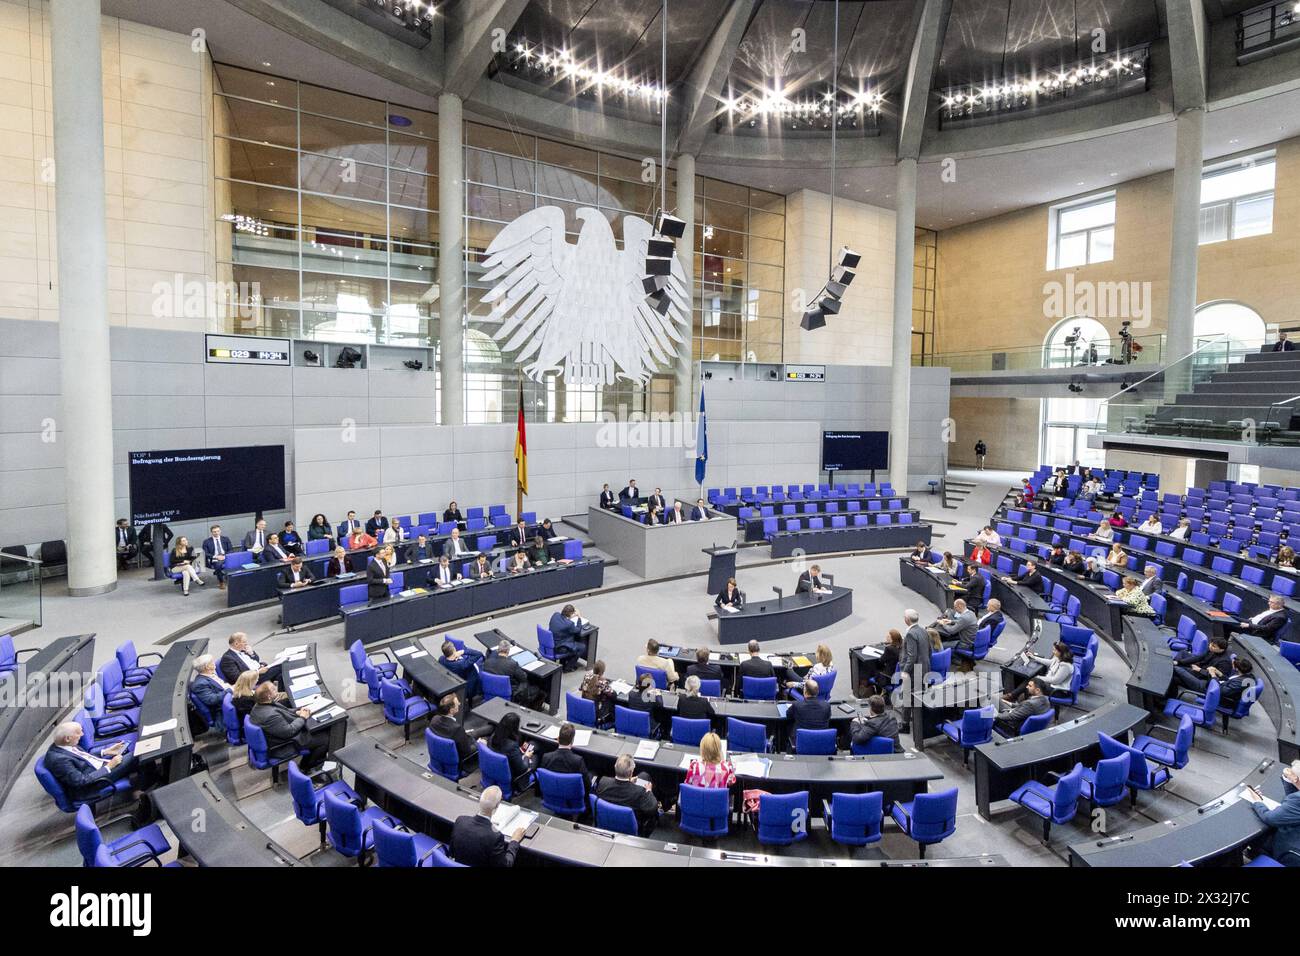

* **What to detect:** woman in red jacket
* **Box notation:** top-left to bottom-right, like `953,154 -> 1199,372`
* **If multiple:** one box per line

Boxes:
969,543 -> 993,565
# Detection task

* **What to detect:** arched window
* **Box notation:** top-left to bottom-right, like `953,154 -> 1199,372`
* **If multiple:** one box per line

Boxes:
1040,317 -> 1107,468
1043,316 -> 1111,368
1194,301 -> 1266,354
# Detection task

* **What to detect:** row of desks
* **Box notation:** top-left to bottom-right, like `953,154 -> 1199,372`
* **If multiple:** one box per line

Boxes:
715,494 -> 909,518
769,522 -> 929,557
741,509 -> 921,542
716,584 -> 854,645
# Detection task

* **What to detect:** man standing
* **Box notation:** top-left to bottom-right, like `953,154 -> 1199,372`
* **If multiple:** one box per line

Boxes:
974,439 -> 987,470
242,519 -> 268,558
367,546 -> 394,601
620,479 -> 640,503
114,518 -> 138,570
898,609 -> 932,732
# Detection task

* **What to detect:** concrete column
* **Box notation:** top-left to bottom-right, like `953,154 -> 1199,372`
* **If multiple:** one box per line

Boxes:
1165,106 -> 1204,394
673,153 -> 696,415
889,158 -> 918,493
50,0 -> 116,595
437,92 -> 465,427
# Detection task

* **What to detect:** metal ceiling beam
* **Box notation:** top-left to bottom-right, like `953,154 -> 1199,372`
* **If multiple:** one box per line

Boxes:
442,0 -> 531,100
673,0 -> 757,155
1165,0 -> 1209,110
897,0 -> 951,161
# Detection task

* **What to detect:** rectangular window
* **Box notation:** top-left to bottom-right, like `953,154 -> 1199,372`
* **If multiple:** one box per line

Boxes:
1048,194 -> 1115,270
1199,154 -> 1275,244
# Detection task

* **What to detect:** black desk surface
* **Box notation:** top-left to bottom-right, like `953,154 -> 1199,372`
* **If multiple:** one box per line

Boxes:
389,636 -> 467,703
1068,759 -> 1288,867
769,523 -> 929,557
974,700 -> 1148,772
1123,616 -> 1175,709
1235,634 -> 1300,761
135,638 -> 205,780
151,771 -> 302,867
716,584 -> 853,645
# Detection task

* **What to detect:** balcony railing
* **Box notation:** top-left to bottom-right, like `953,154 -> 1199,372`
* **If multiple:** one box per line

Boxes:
915,333 -> 1164,373
0,552 -> 42,631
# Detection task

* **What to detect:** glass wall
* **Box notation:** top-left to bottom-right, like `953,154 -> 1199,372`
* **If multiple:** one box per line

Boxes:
212,64 -> 786,421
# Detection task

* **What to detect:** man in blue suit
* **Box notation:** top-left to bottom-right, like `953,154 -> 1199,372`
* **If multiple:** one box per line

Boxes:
337,510 -> 362,542
690,498 -> 710,521
1246,760 -> 1300,866
188,654 -> 230,732
440,638 -> 485,701
201,523 -> 234,589
548,603 -> 587,669
44,721 -> 139,804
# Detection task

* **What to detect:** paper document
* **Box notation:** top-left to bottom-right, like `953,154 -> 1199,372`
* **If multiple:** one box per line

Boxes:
394,646 -> 416,657
633,739 -> 659,760
409,650 -> 428,659
288,665 -> 317,678
141,719 -> 177,736
131,737 -> 163,757
540,724 -> 562,740
491,803 -> 537,835
304,697 -> 334,714
523,660 -> 546,672
609,680 -> 634,695
709,652 -> 724,662
572,729 -> 592,747
731,755 -> 769,778
857,645 -> 883,659
719,604 -> 740,613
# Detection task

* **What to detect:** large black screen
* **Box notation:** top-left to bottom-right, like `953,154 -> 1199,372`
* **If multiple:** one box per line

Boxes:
128,446 -> 286,525
821,431 -> 889,472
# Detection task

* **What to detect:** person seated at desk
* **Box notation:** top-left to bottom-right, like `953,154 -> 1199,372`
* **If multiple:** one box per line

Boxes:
862,630 -> 902,696
1092,519 -> 1114,543
599,484 -> 617,510
382,517 -> 408,545
507,551 -> 531,575
663,501 -> 687,524
975,525 -> 1002,548
348,527 -> 377,550
676,675 -> 714,719
1242,760 -> 1300,866
326,546 -> 351,578
994,677 -> 1050,736
406,534 -> 436,563
230,670 -> 260,725
443,501 -> 465,525
261,533 -> 291,564
337,510 -> 362,542
451,786 -> 524,867
1001,559 -> 1043,592
169,536 -> 204,595
620,479 -> 640,503
1081,477 -> 1101,501
1216,658 -> 1254,710
367,546 -> 396,601
933,598 -> 978,651
1272,331 -> 1296,352
527,535 -> 552,566
439,639 -> 484,700
636,638 -> 678,689
249,682 -> 331,772
280,521 -> 303,556
935,551 -> 958,575
908,541 -> 931,564
1062,550 -> 1085,574
1277,546 -> 1297,572
537,519 -> 558,540
220,631 -> 283,687
484,711 -> 536,783
549,604 -> 587,668
1105,543 -> 1129,569
1008,642 -> 1073,698
684,648 -> 722,685
580,660 -> 616,724
1139,565 -> 1162,596
44,722 -> 146,820
443,527 -> 472,561
1046,544 -> 1067,567
1108,511 -> 1128,529
691,498 -> 709,521
430,693 -> 479,764
470,554 -> 494,580
1137,514 -> 1164,535
507,519 -> 530,549
645,504 -> 664,525
307,513 -> 333,547
189,654 -> 230,730
791,643 -> 834,692
242,519 -> 269,558
1114,575 -> 1154,615
975,598 -> 1004,635
365,509 -> 390,538
1170,635 -> 1233,693
796,564 -> 830,594
648,487 -> 666,512
280,555 -> 316,589
684,732 -> 735,789
429,554 -> 461,588
623,673 -> 662,730
850,695 -> 898,753
969,542 -> 993,566
740,641 -> 775,680
1081,556 -> 1104,583
1168,517 -> 1191,541
202,523 -> 233,590
959,564 -> 986,610
715,577 -> 744,613
1230,595 -> 1289,643
594,754 -> 660,837
483,640 -> 545,710
539,722 -> 592,792
789,679 -> 831,731
115,518 -> 138,570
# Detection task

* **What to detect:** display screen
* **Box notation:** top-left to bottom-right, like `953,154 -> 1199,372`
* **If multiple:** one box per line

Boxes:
821,431 -> 889,472
128,446 -> 286,525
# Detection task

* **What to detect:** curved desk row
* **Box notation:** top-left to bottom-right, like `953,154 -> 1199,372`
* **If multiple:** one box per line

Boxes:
283,642 -> 350,755
336,739 -> 1002,868
769,523 -> 929,558
898,558 -> 965,616
0,633 -> 95,806
715,494 -> 909,518
134,638 -> 207,785
343,559 -> 605,646
1123,617 -> 1176,713
899,555 -> 1050,636
715,585 -> 853,645
742,510 -> 921,542
1067,759 -> 1287,867
1235,634 -> 1300,762
150,771 -> 301,867
660,644 -> 825,696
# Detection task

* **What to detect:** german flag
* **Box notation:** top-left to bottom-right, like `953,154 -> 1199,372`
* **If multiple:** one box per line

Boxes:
514,381 -> 528,496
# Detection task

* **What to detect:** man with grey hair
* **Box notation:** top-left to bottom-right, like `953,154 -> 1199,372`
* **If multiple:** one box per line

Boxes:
933,598 -> 977,651
450,785 -> 525,866
1244,759 -> 1300,865
481,638 -> 544,709
43,721 -> 138,806
675,674 -> 714,719
190,654 -> 230,731
1139,564 -> 1162,597
594,754 -> 660,836
897,609 -> 932,733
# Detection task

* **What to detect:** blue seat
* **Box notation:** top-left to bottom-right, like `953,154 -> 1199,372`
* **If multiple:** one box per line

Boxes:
115,641 -> 160,686
1219,677 -> 1266,731
1279,640 -> 1300,669
940,708 -> 994,766
698,679 -> 722,697
565,692 -> 603,728
591,795 -> 639,836
890,787 -> 958,858
1000,709 -> 1053,738
671,716 -> 711,746
850,735 -> 895,755
635,665 -> 669,690
1009,763 -> 1084,842
323,788 -> 392,864
536,625 -> 558,663
221,693 -> 244,746
537,769 -> 587,818
339,583 -> 367,607
822,791 -> 883,847
1048,666 -> 1084,711
372,816 -> 445,867
795,728 -> 837,755
481,670 -> 512,703
756,790 -> 809,846
952,626 -> 991,664
927,648 -> 952,686
348,639 -> 396,683
614,704 -> 656,738
243,716 -> 303,782
426,727 -> 474,781
75,804 -> 171,867
726,716 -> 770,753
1079,752 -> 1132,809
1098,732 -> 1170,807
1162,678 -> 1220,729
742,676 -> 777,700
288,760 -> 360,847
1132,714 -> 1194,769
381,678 -> 431,741
789,669 -> 837,699
678,784 -> 730,838
477,741 -> 534,800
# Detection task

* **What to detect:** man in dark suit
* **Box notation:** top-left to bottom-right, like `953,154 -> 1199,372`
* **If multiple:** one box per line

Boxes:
1244,759 -> 1300,865
201,523 -> 233,589
898,610 -> 932,732
594,754 -> 659,836
279,555 -> 316,589
405,534 -> 435,563
690,498 -> 709,521
189,655 -> 230,730
439,639 -> 484,700
548,604 -> 587,668
1171,635 -> 1233,694
470,554 -> 494,580
599,484 -> 617,510
114,519 -> 138,570
429,693 -> 480,763
538,518 -> 558,540
1273,332 -> 1295,352
219,631 -> 282,687
248,682 -> 330,770
451,786 -> 525,866
684,647 -> 722,684
648,487 -> 666,512
1004,559 -> 1043,593
431,554 -> 461,587
619,479 -> 640,502
365,509 -> 390,537
1139,566 -> 1162,597
44,722 -> 138,804
789,680 -> 831,731
337,511 -> 362,541
739,641 -> 774,680
442,527 -> 472,561
138,522 -> 172,567
994,678 -> 1050,736
482,640 -> 544,709
538,722 -> 592,792
850,695 -> 898,752
676,676 -> 715,719
367,548 -> 394,601
508,520 -> 530,549
975,599 -> 1004,638
796,564 -> 827,594
1232,595 -> 1289,644
242,519 -> 269,558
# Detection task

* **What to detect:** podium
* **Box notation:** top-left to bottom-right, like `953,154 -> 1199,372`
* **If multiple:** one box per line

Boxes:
703,546 -> 737,594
